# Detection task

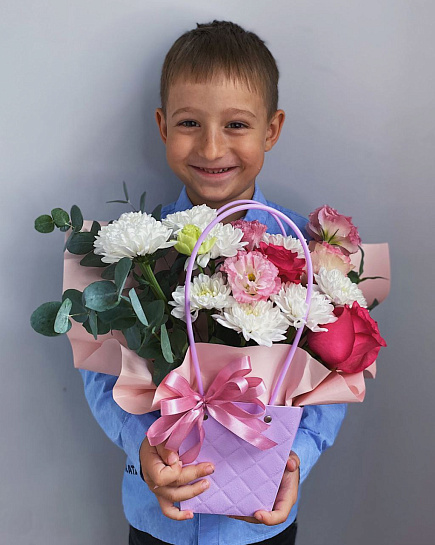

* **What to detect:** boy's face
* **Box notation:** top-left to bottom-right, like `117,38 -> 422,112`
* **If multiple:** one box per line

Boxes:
156,77 -> 285,210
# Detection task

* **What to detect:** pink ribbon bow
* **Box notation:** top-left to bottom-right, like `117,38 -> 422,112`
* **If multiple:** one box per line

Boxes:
147,356 -> 278,463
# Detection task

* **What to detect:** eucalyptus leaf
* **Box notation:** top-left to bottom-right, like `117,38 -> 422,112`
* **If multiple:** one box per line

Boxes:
110,317 -> 137,330
139,191 -> 146,213
170,328 -> 188,358
54,298 -> 73,334
115,257 -> 132,293
82,281 -> 119,312
160,323 -> 173,363
121,181 -> 129,201
88,310 -> 98,339
90,221 -> 101,235
98,298 -> 134,323
31,301 -> 63,336
151,204 -> 162,221
70,205 -> 84,232
51,208 -> 70,228
80,252 -> 106,267
66,232 -> 96,255
347,271 -> 360,284
123,324 -> 142,351
137,337 -> 162,360
62,289 -> 88,323
129,288 -> 148,325
144,300 -> 165,328
35,215 -> 54,233
101,262 -> 117,280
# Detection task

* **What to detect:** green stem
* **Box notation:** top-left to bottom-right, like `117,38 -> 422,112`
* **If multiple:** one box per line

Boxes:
138,261 -> 169,309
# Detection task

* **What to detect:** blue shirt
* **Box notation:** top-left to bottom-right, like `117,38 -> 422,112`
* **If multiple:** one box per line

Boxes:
79,185 -> 347,545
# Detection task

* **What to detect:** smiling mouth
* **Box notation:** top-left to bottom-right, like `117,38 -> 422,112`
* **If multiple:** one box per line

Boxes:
192,166 -> 236,174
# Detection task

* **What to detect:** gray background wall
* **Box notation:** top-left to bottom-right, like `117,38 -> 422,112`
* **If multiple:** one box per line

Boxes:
1,1 -> 433,544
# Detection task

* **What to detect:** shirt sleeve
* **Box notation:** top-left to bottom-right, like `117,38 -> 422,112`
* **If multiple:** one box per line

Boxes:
79,369 -> 159,475
290,403 -> 347,484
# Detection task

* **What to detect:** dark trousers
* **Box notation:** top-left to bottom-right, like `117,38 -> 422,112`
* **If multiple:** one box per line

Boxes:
129,520 -> 297,545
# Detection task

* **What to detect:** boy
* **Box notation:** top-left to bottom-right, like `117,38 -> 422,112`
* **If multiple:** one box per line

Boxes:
80,21 -> 346,545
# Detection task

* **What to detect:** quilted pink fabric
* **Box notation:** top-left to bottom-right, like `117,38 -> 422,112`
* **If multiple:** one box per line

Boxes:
180,404 -> 303,516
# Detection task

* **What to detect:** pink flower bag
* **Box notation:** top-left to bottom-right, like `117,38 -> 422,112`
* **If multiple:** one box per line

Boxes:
148,200 -> 314,516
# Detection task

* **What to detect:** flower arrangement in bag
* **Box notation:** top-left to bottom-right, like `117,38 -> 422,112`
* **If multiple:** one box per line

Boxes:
31,185 -> 386,386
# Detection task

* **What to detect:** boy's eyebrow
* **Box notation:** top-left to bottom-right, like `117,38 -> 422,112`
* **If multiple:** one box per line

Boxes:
172,107 -> 257,119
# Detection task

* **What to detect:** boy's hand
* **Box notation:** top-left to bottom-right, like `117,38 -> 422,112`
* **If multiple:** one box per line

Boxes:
228,451 -> 300,525
139,437 -> 214,521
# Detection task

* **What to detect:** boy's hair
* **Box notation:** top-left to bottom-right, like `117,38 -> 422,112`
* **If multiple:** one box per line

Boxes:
160,20 -> 279,119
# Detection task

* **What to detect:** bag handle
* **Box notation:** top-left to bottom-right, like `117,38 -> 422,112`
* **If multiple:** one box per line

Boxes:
184,200 -> 313,406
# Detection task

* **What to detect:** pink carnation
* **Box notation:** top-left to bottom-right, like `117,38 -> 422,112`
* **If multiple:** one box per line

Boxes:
306,205 -> 361,255
309,241 -> 354,275
221,250 -> 281,303
231,219 -> 268,251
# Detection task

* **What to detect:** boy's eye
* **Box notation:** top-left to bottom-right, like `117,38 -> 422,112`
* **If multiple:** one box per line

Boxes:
226,122 -> 248,129
178,120 -> 199,128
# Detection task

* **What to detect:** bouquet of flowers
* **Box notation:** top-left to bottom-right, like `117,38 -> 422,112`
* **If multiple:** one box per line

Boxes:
31,188 -> 388,515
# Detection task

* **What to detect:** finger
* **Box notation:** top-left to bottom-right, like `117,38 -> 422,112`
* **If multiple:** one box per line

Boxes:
155,478 -> 210,502
227,515 -> 261,524
156,441 -> 180,466
254,469 -> 299,526
173,462 -> 215,486
157,496 -> 194,521
286,452 -> 300,473
147,448 -> 183,487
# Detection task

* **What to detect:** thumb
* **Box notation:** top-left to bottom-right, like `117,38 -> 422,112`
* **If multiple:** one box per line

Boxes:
286,451 -> 300,473
156,441 -> 180,466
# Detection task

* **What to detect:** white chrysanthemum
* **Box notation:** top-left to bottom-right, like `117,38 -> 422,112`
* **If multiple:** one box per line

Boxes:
272,283 -> 337,332
261,233 -> 305,259
170,273 -> 234,322
212,301 -> 290,347
163,205 -> 217,233
93,211 -> 176,264
315,267 -> 367,307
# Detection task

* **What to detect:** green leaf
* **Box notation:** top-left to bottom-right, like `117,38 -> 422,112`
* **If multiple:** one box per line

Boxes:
144,300 -> 165,328
98,298 -> 134,323
66,232 -> 96,255
137,336 -> 162,360
160,323 -> 173,363
123,181 -> 129,201
70,205 -> 84,232
359,276 -> 386,282
139,191 -> 146,213
82,281 -> 119,312
101,262 -> 116,280
80,252 -> 106,267
170,328 -> 188,358
367,298 -> 380,312
123,324 -> 142,351
151,204 -> 162,221
35,215 -> 54,233
107,199 -> 128,204
31,301 -> 63,336
110,317 -> 137,330
129,288 -> 148,325
347,271 -> 360,285
54,298 -> 72,334
62,289 -> 88,323
115,257 -> 132,294
209,336 -> 226,345
152,357 -> 180,386
90,221 -> 101,235
51,208 -> 70,228
358,246 -> 365,276
88,310 -> 98,339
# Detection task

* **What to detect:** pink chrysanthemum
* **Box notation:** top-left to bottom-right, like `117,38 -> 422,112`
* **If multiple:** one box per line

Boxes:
231,219 -> 268,251
221,251 -> 282,303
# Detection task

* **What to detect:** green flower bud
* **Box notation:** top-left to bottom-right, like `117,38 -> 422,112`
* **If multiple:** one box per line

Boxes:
174,224 -> 216,256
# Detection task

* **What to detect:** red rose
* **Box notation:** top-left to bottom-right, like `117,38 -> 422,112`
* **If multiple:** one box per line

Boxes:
258,242 -> 305,284
307,301 -> 387,373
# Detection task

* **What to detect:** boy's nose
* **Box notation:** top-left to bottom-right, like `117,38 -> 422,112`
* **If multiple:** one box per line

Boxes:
197,129 -> 226,161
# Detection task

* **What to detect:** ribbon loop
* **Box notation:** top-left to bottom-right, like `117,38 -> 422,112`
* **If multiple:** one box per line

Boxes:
147,356 -> 277,463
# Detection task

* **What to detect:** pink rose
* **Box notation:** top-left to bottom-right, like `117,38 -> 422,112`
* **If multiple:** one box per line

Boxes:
231,219 -> 268,251
306,205 -> 361,255
307,301 -> 387,373
222,250 -> 281,303
309,241 -> 354,275
258,242 -> 305,284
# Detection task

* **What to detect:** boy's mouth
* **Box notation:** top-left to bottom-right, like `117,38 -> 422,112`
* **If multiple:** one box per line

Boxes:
191,166 -> 237,175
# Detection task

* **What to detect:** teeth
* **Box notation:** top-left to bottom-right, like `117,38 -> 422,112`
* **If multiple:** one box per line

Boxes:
199,167 -> 231,174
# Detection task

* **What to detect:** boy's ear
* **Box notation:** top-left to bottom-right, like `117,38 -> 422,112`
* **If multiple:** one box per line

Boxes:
155,108 -> 168,144
265,109 -> 285,152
